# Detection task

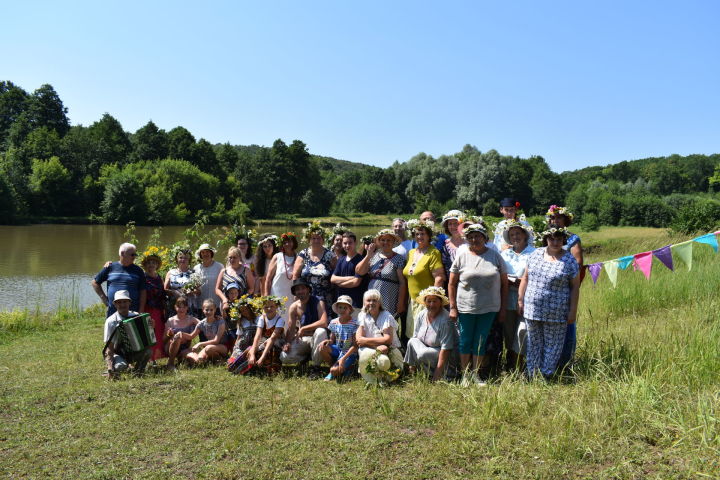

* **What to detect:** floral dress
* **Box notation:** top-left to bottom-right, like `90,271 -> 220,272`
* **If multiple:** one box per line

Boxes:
298,247 -> 336,306
367,252 -> 406,314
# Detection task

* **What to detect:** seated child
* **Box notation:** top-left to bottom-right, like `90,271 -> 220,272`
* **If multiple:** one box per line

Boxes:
163,296 -> 199,370
226,295 -> 260,374
103,290 -> 152,379
318,295 -> 359,381
222,282 -> 241,345
185,299 -> 230,365
247,296 -> 285,374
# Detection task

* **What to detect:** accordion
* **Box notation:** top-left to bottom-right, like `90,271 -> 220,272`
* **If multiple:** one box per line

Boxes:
118,313 -> 157,353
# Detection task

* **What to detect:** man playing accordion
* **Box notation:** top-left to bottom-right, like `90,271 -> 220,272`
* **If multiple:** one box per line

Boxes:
103,290 -> 153,379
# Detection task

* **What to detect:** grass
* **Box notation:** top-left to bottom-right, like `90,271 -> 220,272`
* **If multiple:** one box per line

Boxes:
1,227 -> 719,479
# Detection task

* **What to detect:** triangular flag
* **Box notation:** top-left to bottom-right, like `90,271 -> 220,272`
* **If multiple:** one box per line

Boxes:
693,233 -> 718,252
603,260 -> 619,287
652,245 -> 674,271
633,251 -> 653,280
671,242 -> 693,271
617,255 -> 634,270
588,263 -> 602,284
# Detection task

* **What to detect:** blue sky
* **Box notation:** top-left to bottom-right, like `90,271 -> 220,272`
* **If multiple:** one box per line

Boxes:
2,1 -> 718,172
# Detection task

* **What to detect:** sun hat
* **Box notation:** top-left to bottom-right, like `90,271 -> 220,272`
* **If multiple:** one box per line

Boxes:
440,209 -> 464,227
462,223 -> 488,239
195,243 -> 216,259
224,282 -> 240,293
332,295 -> 357,315
290,278 -> 311,295
415,286 -> 450,306
374,228 -> 401,245
502,220 -> 534,245
113,290 -> 132,303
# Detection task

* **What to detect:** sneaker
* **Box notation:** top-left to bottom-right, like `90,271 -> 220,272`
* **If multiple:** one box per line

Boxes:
324,373 -> 334,382
473,375 -> 487,387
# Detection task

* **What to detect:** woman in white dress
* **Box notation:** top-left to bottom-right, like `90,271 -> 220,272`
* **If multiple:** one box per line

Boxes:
265,232 -> 298,313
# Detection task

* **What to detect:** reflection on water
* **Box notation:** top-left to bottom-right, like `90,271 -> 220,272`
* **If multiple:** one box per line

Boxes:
0,223 -> 387,312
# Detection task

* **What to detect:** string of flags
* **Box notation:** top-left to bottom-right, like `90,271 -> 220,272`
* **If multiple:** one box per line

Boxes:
585,231 -> 719,287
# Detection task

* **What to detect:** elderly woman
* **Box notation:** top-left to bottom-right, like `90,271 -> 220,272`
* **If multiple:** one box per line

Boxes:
404,286 -> 456,381
92,242 -> 147,317
164,248 -> 196,306
193,243 -> 224,312
546,205 -> 584,369
439,210 -> 467,285
141,251 -> 167,361
448,224 -> 508,385
216,246 -> 256,309
500,220 -> 535,370
265,232 -> 298,313
293,221 -> 337,307
254,234 -> 279,296
356,229 -> 407,316
402,219 -> 445,344
356,289 -> 403,384
518,225 -> 580,379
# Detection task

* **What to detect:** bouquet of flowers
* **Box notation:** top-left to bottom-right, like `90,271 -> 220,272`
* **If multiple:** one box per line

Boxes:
365,350 -> 401,385
182,272 -> 203,295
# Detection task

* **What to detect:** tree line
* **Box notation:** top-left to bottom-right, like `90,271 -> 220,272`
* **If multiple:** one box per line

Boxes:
2,80 -> 719,232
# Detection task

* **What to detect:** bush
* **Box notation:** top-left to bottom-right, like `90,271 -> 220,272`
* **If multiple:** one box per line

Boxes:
580,212 -> 600,231
100,171 -> 146,224
670,199 -> 720,234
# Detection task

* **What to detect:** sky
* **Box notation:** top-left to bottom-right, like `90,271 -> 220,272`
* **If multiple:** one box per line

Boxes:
2,0 -> 719,172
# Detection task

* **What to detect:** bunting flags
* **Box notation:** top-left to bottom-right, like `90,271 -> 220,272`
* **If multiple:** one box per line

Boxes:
585,231 -> 718,287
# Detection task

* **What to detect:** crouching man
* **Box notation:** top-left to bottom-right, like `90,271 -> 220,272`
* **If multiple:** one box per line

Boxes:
280,279 -> 328,370
103,290 -> 152,379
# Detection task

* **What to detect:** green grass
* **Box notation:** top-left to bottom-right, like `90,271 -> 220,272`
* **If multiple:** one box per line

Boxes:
1,227 -> 719,479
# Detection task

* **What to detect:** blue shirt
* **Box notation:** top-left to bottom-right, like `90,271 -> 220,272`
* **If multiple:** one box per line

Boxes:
332,253 -> 365,308
409,233 -> 448,251
95,262 -> 146,316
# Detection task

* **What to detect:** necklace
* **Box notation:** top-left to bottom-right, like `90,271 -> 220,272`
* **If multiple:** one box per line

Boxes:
408,247 -> 427,276
283,253 -> 296,280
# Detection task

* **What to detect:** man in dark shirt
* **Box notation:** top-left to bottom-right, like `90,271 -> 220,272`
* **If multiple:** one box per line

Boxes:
330,232 -> 366,311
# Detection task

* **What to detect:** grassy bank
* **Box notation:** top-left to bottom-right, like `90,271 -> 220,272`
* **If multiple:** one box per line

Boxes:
1,228 -> 718,479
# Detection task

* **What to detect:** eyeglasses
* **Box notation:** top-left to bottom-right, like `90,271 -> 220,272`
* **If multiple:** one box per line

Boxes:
127,252 -> 138,257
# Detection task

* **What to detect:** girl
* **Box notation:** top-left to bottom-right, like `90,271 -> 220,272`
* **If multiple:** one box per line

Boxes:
163,296 -> 199,370
254,234 -> 279,296
226,295 -> 260,374
247,296 -> 286,374
185,299 -> 229,365
318,295 -> 359,381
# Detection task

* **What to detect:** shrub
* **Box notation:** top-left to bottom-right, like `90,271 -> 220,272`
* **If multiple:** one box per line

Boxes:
670,198 -> 720,234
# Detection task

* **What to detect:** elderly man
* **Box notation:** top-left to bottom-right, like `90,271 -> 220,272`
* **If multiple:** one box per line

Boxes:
92,243 -> 146,317
281,279 -> 329,368
391,218 -> 413,257
406,211 -> 448,251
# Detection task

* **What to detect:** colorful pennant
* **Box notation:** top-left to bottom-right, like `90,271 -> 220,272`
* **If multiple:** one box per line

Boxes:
692,233 -> 718,252
633,251 -> 653,280
603,260 -> 619,287
617,255 -> 634,270
652,245 -> 674,271
588,263 -> 602,284
671,242 -> 693,271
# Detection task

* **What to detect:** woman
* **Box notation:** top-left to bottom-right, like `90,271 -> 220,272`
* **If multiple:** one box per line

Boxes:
293,221 -> 337,307
356,229 -> 407,316
329,224 -> 347,258
448,223 -> 508,385
518,225 -> 580,379
164,248 -> 196,307
265,232 -> 298,313
546,205 -> 584,369
193,244 -> 224,313
216,246 -> 256,309
439,210 -> 467,286
493,197 -> 534,250
404,286 -> 455,381
254,234 -> 279,296
356,289 -> 403,384
499,220 -> 535,370
402,219 -> 445,344
236,235 -> 255,270
141,251 -> 166,361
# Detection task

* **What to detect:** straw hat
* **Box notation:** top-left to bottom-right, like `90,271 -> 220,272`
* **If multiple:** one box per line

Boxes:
374,228 -> 402,245
332,295 -> 357,315
415,286 -> 450,306
195,243 -> 216,259
502,220 -> 534,245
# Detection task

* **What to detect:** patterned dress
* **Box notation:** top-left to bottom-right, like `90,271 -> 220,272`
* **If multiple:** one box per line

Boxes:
367,252 -> 406,315
298,247 -> 336,307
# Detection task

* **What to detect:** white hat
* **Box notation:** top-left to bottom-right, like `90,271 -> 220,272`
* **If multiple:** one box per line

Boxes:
195,243 -> 216,259
113,290 -> 132,303
332,295 -> 357,315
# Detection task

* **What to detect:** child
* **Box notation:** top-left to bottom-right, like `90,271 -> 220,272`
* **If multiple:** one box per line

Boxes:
318,295 -> 359,381
163,296 -> 199,370
102,290 -> 152,379
222,282 -> 241,345
226,295 -> 260,374
185,299 -> 229,366
247,296 -> 285,374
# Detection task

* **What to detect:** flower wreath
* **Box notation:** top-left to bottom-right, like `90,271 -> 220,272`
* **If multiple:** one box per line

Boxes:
302,220 -> 327,241
546,205 -> 574,222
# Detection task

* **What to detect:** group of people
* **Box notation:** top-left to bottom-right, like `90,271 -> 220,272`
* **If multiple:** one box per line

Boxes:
95,198 -> 584,385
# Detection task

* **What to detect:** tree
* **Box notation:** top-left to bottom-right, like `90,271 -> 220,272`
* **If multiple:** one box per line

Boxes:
22,126 -> 61,160
86,113 -> 132,173
0,81 -> 29,147
456,148 -> 509,211
337,183 -> 393,214
130,120 -> 168,162
28,156 -> 73,215
25,84 -> 69,136
167,126 -> 196,161
191,138 -> 220,177
215,142 -> 238,178
100,170 -> 147,224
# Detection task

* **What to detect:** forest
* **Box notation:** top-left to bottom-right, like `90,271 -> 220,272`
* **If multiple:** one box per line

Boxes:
2,80 -> 720,233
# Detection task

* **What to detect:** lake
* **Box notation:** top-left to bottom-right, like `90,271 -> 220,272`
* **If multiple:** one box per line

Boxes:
0,223 -> 387,312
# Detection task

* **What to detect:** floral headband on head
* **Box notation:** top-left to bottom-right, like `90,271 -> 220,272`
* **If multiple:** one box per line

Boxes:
255,295 -> 289,313
280,232 -> 296,241
258,234 -> 278,246
406,218 -> 435,233
302,220 -> 327,240
546,205 -> 574,222
539,226 -> 570,238
140,245 -> 169,266
331,223 -> 348,236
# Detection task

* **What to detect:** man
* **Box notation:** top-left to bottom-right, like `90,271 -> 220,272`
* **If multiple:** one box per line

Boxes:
391,218 -> 413,257
281,279 -> 329,368
330,232 -> 366,311
92,243 -> 146,317
103,290 -> 152,379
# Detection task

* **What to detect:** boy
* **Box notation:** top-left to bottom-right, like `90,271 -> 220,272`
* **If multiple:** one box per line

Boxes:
103,290 -> 152,379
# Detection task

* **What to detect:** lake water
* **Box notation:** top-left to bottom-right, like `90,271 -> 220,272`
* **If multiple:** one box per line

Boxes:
0,224 -> 386,312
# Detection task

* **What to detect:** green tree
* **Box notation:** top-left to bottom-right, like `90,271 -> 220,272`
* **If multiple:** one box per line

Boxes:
130,120 -> 168,162
86,113 -> 132,173
337,183 -> 393,214
215,142 -> 238,178
191,139 -> 220,177
0,81 -> 29,147
28,156 -> 73,215
100,170 -> 147,224
25,84 -> 69,136
167,126 -> 196,161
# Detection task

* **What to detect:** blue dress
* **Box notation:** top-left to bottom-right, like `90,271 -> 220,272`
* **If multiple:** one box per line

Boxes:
298,247 -> 336,307
523,248 -> 579,323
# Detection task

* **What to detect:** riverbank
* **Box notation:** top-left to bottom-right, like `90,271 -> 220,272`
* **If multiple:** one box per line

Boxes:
1,228 -> 718,478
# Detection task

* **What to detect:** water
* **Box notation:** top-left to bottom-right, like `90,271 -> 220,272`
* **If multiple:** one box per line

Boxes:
0,223 -> 386,312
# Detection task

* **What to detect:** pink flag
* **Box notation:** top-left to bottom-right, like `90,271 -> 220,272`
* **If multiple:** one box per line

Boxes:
652,245 -> 674,271
633,251 -> 653,280
588,263 -> 602,284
